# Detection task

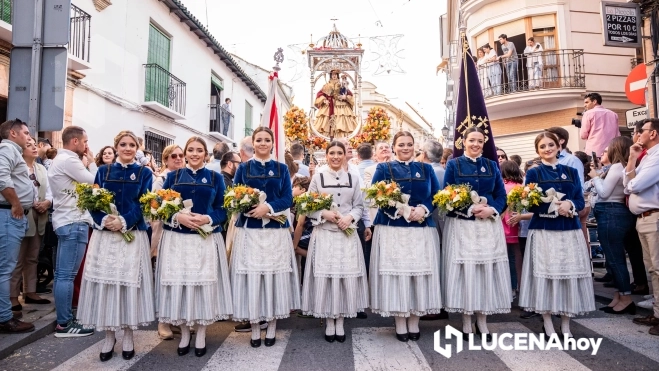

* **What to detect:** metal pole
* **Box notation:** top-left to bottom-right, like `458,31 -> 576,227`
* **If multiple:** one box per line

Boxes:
28,0 -> 45,137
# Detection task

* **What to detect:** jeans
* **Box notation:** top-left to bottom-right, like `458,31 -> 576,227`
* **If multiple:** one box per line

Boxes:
488,65 -> 502,95
505,60 -> 518,92
527,62 -> 542,89
53,222 -> 89,325
0,210 -> 28,322
594,203 -> 636,294
221,115 -> 231,136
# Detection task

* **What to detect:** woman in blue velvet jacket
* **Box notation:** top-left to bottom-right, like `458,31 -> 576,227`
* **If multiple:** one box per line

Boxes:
155,137 -> 232,357
369,131 -> 442,343
229,127 -> 300,348
77,131 -> 154,362
442,126 -> 511,340
518,132 -> 594,338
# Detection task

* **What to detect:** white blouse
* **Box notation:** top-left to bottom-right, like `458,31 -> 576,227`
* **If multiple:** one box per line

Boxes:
308,168 -> 364,232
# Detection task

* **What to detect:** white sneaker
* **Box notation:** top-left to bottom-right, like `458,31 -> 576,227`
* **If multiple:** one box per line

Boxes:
644,295 -> 654,300
638,298 -> 655,309
158,323 -> 173,340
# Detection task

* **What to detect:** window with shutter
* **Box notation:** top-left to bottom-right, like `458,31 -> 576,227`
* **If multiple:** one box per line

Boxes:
1,0 -> 11,24
145,24 -> 171,106
245,101 -> 253,129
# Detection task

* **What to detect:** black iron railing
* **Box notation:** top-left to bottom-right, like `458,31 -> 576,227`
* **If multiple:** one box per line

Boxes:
475,49 -> 585,98
145,131 -> 173,167
0,0 -> 10,24
69,4 -> 91,62
209,103 -> 234,138
143,64 -> 186,116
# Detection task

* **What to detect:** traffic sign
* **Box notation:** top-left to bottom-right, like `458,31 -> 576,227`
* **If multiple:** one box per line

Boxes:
625,107 -> 647,129
625,64 -> 647,105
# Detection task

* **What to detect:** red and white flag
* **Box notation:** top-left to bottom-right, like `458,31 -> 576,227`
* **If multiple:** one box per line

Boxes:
260,71 -> 285,162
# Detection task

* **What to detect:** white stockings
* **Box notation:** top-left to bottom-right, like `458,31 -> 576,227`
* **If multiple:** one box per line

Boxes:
408,315 -> 420,333
561,315 -> 571,337
179,326 -> 191,348
394,317 -> 407,335
266,320 -> 277,339
326,318 -> 336,336
102,331 -> 116,353
123,328 -> 134,352
476,313 -> 489,334
542,313 -> 556,335
462,314 -> 473,333
251,323 -> 261,340
196,325 -> 207,349
335,317 -> 345,337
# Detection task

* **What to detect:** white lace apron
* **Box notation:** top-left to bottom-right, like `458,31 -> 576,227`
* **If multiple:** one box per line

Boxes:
84,230 -> 142,287
234,227 -> 293,275
159,231 -> 219,285
529,229 -> 591,279
312,228 -> 363,278
447,217 -> 508,264
376,226 -> 432,276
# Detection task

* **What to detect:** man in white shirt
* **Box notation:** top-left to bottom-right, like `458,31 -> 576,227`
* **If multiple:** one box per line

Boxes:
48,126 -> 96,338
290,143 -> 309,177
624,118 -> 659,336
523,37 -> 543,89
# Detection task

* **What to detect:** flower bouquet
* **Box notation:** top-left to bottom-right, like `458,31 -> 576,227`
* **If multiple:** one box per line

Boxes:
432,184 -> 473,214
224,184 -> 287,224
363,181 -> 405,209
65,183 -> 134,242
293,192 -> 355,236
507,183 -> 543,213
139,189 -> 183,221
283,106 -> 309,143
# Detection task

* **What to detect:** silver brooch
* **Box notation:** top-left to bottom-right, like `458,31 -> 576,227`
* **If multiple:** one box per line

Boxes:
268,170 -> 274,176
201,178 -> 207,184
561,173 -> 567,180
129,173 -> 136,181
415,172 -> 421,178
481,166 -> 486,172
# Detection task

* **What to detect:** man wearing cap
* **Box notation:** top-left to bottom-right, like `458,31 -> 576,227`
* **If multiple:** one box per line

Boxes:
36,138 -> 52,166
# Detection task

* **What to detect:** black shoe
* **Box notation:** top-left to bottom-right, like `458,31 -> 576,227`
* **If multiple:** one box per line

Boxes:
594,274 -> 612,282
603,302 -> 637,315
420,310 -> 449,321
99,339 -> 116,362
250,339 -> 261,348
194,347 -> 207,357
177,344 -> 190,356
10,304 -> 22,311
408,332 -> 420,341
335,334 -> 346,343
24,296 -> 51,305
603,281 -> 616,288
475,327 -> 493,342
599,305 -> 613,311
395,333 -> 409,342
632,285 -> 650,295
325,334 -> 335,343
460,331 -> 471,342
264,337 -> 276,347
356,312 -> 367,319
520,310 -> 539,319
122,349 -> 135,360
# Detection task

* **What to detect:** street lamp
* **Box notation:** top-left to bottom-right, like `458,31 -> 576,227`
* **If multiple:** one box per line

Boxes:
441,125 -> 450,138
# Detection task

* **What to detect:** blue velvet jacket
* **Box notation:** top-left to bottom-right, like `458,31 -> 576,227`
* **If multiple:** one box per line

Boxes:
90,163 -> 152,231
371,161 -> 440,228
233,158 -> 292,229
162,167 -> 227,234
524,163 -> 584,231
443,156 -> 507,220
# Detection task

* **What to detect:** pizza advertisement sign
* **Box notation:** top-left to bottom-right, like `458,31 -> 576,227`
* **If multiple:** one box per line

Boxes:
601,2 -> 642,48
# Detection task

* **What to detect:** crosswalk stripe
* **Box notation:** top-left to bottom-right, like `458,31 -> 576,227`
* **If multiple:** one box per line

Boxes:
51,330 -> 162,371
486,322 -> 591,371
352,327 -> 432,371
575,317 -> 659,363
201,330 -> 291,371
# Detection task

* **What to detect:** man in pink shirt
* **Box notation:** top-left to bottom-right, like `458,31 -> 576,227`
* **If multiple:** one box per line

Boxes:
580,92 -> 620,158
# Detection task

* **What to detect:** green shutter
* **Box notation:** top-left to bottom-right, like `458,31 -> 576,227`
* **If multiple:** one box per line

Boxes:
245,101 -> 253,129
145,24 -> 171,106
211,74 -> 224,91
1,0 -> 11,24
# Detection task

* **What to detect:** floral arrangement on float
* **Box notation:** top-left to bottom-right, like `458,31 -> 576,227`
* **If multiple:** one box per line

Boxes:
349,107 -> 392,147
305,136 -> 329,152
283,106 -> 309,143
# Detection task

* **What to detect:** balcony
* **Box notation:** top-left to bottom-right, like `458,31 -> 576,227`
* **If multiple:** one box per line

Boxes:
208,104 -> 235,142
68,4 -> 91,70
142,64 -> 187,120
475,49 -> 586,114
0,0 -> 11,42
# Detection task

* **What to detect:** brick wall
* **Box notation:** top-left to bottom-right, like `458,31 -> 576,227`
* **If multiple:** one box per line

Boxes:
490,107 -> 627,136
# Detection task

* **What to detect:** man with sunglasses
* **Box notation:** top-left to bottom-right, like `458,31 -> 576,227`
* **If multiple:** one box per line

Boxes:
0,119 -> 35,333
219,151 -> 241,188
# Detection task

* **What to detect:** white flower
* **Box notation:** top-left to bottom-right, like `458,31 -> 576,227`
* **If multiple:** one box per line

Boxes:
92,188 -> 100,196
387,200 -> 396,207
439,190 -> 450,196
226,190 -> 235,197
521,200 -> 529,206
452,195 -> 461,203
524,186 -> 530,192
151,208 -> 158,215
447,205 -> 454,211
301,202 -> 307,210
172,198 -> 181,206
239,195 -> 251,204
536,186 -> 543,192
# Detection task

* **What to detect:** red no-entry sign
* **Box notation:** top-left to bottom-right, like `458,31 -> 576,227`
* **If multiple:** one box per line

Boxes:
625,64 -> 647,105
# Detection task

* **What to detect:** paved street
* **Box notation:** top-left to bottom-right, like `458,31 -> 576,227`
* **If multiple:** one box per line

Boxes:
1,298 -> 658,371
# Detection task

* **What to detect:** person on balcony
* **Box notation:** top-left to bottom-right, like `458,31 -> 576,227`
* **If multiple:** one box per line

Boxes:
482,44 -> 502,96
476,48 -> 491,97
498,34 -> 518,93
221,98 -> 232,137
580,93 -> 620,159
523,37 -> 544,90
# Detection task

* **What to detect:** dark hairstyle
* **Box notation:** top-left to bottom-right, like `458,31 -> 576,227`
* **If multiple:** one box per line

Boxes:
0,119 -> 27,140
498,34 -> 508,40
357,143 -> 373,160
545,127 -> 569,149
252,126 -> 274,143
442,148 -> 453,162
509,154 -> 522,166
534,132 -> 561,153
184,136 -> 209,157
37,137 -> 52,147
290,142 -> 305,158
500,160 -> 523,184
45,147 -> 58,160
225,98 -> 231,103
464,126 -> 486,139
220,150 -> 239,168
392,131 -> 415,147
95,145 -> 116,167
326,140 -> 346,155
602,136 -> 632,179
643,118 -> 659,133
524,157 -> 541,172
292,176 -> 311,192
284,152 -> 299,175
482,43 -> 492,50
213,142 -> 231,160
635,120 -> 646,133
584,92 -> 603,105
495,146 -> 508,160
60,125 -> 86,145
527,37 -> 535,42
573,151 -> 592,180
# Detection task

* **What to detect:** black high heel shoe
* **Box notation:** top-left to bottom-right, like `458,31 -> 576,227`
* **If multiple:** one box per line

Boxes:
335,334 -> 346,343
264,337 -> 276,347
177,344 -> 190,356
395,332 -> 409,342
475,326 -> 493,343
250,338 -> 261,348
99,339 -> 116,362
325,334 -> 336,343
408,332 -> 420,341
122,349 -> 135,360
603,301 -> 637,315
194,346 -> 207,357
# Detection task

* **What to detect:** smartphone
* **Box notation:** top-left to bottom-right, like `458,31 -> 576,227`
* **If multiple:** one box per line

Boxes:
591,151 -> 598,168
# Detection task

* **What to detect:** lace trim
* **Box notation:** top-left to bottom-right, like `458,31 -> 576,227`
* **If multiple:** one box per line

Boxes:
539,213 -> 558,218
302,310 -> 365,319
84,231 -> 144,287
529,229 -> 591,279
371,309 -> 442,317
311,228 -> 364,278
83,322 -> 152,331
443,307 -> 511,315
231,314 -> 291,324
519,308 -> 590,317
158,315 -> 230,326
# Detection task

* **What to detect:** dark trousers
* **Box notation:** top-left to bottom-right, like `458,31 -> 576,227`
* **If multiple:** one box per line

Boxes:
357,220 -> 371,276
595,202 -> 636,294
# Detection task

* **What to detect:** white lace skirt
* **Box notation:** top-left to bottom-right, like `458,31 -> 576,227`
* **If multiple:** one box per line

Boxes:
155,231 -> 233,326
369,226 -> 442,317
301,228 -> 368,318
441,217 -> 512,315
77,230 -> 155,331
230,227 -> 301,323
518,229 -> 596,317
